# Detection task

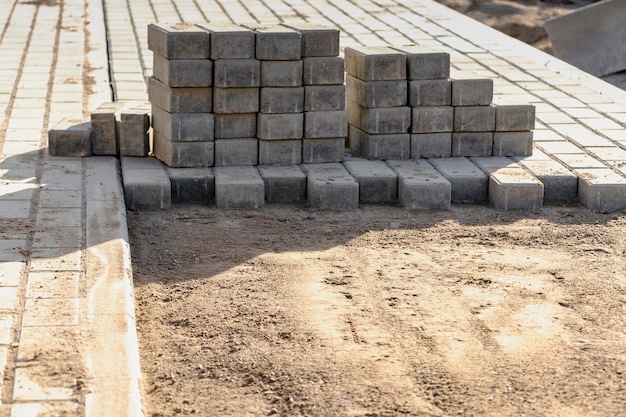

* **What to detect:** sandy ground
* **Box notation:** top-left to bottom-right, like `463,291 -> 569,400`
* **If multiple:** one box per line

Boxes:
129,205 -> 626,417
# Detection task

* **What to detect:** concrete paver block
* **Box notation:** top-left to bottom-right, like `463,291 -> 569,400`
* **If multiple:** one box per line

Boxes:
252,25 -> 301,60
119,102 -> 150,157
48,119 -> 92,157
346,75 -> 407,108
495,104 -> 536,131
153,131 -> 214,167
344,46 -> 406,81
152,54 -> 212,87
344,158 -> 398,203
350,104 -> 411,134
452,132 -> 493,157
197,22 -> 255,60
304,85 -> 345,112
301,163 -> 359,210
151,105 -> 214,141
257,165 -> 307,203
411,132 -> 452,159
429,157 -> 488,203
147,22 -> 210,59
408,79 -> 452,107
214,138 -> 258,167
392,45 -> 450,80
121,156 -> 171,210
302,138 -> 345,164
261,60 -> 303,87
411,106 -> 454,133
257,113 -> 303,140
386,159 -> 451,210
213,87 -> 259,114
513,157 -> 578,203
304,110 -> 348,139
91,101 -> 125,156
303,57 -> 344,85
148,77 -> 212,113
493,131 -> 533,157
454,105 -> 496,132
280,23 -> 340,57
452,78 -> 494,106
213,59 -> 260,88
260,87 -> 304,113
351,127 -> 410,160
214,113 -> 256,139
214,166 -> 265,208
576,168 -> 626,211
167,167 -> 215,203
258,139 -> 302,165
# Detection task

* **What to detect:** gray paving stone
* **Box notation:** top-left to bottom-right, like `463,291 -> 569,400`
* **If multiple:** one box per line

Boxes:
121,156 -> 171,210
151,105 -> 214,141
471,156 -> 544,210
304,85 -> 345,112
302,138 -> 345,164
214,138 -> 258,167
257,165 -> 307,203
213,59 -> 260,88
148,76 -> 212,113
214,166 -> 265,209
344,46 -> 406,81
167,167 -> 214,203
303,57 -> 344,85
197,22 -> 255,60
495,104 -> 536,131
252,25 -> 301,60
343,158 -> 398,203
301,163 -> 359,210
452,78 -> 494,106
147,22 -> 210,59
452,132 -> 493,157
351,127 -> 410,160
392,45 -> 450,80
411,132 -> 452,158
429,157 -> 488,203
261,60 -> 303,87
349,104 -> 411,134
260,87 -> 304,113
304,110 -> 348,139
152,54 -> 213,87
411,106 -> 454,133
454,105 -> 496,132
258,139 -> 302,165
346,75 -> 406,108
91,101 -> 125,156
280,23 -> 340,57
214,113 -> 256,139
408,79 -> 452,107
48,119 -> 92,157
576,168 -> 626,211
513,157 -> 578,203
386,159 -> 451,210
213,87 -> 260,114
492,131 -> 533,157
119,102 -> 150,157
153,131 -> 214,168
257,113 -> 303,140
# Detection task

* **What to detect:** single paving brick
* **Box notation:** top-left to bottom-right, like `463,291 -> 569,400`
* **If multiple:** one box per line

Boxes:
344,46 -> 406,81
148,22 -> 210,59
48,119 -> 92,157
167,167 -> 215,203
257,165 -> 307,203
343,158 -> 398,203
386,159 -> 451,210
392,45 -> 450,80
280,23 -> 340,57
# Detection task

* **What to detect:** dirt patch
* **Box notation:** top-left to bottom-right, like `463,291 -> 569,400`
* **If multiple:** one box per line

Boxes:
129,205 -> 626,417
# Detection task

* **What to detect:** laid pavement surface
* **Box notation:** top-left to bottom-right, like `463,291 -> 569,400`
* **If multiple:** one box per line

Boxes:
0,0 -> 625,415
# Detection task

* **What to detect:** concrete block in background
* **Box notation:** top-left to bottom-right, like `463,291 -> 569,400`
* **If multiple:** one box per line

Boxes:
258,139 -> 302,165
392,45 -> 450,80
280,23 -> 340,57
148,77 -> 212,113
429,157 -> 488,203
213,59 -> 260,88
167,167 -> 215,203
197,22 -> 255,60
303,57 -> 344,85
347,124 -> 362,153
452,132 -> 493,157
356,128 -> 411,161
260,87 -> 304,113
350,105 -> 411,134
343,158 -> 398,203
257,165 -> 307,203
214,138 -> 258,167
344,46 -> 406,81
386,159 -> 451,210
495,104 -> 536,131
452,78 -> 494,106
147,22 -> 210,59
48,119 -> 92,157
121,156 -> 171,210
119,102 -> 150,157
411,132 -> 452,159
492,131 -> 533,157
513,157 -> 578,203
153,131 -> 214,168
257,113 -> 303,140
454,105 -> 496,132
576,168 -> 626,211
91,101 -> 125,156
261,60 -> 303,87
214,113 -> 256,139
411,106 -> 454,133
213,87 -> 259,114
302,138 -> 345,164
345,75 -> 407,108
252,25 -> 301,60
304,111 -> 348,139
301,163 -> 359,210
151,105 -> 214,141
408,79 -> 452,107
214,166 -> 265,209
152,54 -> 212,88
304,85 -> 345,112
